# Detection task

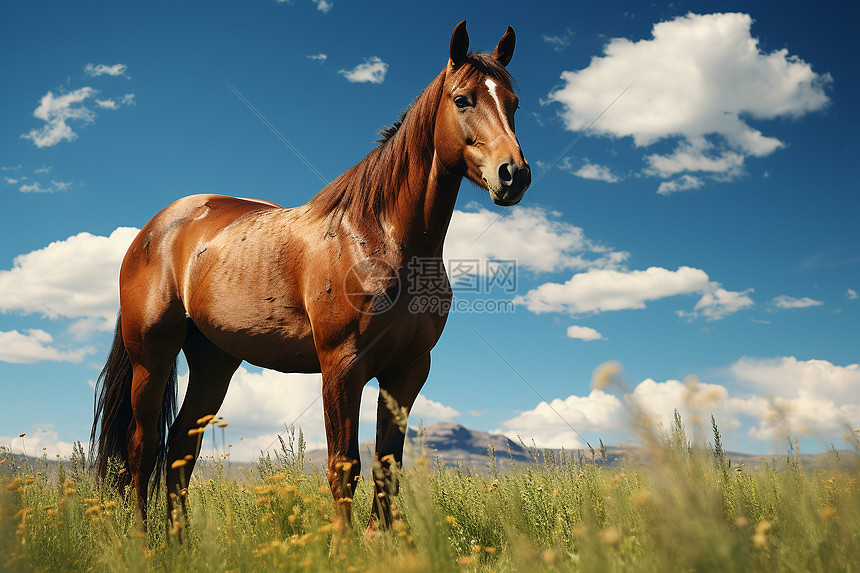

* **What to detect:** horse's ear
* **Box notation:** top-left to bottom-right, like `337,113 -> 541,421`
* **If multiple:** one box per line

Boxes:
449,20 -> 469,67
492,26 -> 516,67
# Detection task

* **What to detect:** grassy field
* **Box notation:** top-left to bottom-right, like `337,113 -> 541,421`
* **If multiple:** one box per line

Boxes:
2,417 -> 858,572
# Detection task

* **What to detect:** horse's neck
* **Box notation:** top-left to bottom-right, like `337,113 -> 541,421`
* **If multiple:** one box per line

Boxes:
318,69 -> 458,259
386,153 -> 461,259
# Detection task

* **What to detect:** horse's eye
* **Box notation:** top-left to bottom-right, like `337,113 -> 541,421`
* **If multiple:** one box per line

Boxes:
454,95 -> 471,109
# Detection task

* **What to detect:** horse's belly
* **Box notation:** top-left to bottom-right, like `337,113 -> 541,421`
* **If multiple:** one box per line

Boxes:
193,316 -> 321,374
244,339 -> 322,373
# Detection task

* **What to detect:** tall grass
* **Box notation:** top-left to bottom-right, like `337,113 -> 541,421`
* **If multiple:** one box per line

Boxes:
2,418 -> 858,572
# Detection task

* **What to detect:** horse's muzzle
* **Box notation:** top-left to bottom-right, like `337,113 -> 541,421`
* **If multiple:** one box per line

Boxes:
490,161 -> 530,206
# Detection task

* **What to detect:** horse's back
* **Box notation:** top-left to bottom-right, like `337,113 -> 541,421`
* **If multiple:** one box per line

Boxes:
151,193 -> 282,234
126,193 -> 280,257
119,194 -> 284,320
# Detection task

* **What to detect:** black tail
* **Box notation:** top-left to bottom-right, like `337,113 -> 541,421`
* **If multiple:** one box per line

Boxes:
91,312 -> 178,494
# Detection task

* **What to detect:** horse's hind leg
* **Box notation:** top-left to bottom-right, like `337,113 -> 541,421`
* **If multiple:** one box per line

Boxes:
123,306 -> 187,523
165,322 -> 240,529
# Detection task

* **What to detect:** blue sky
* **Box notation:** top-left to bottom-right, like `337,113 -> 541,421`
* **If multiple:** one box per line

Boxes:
1,0 -> 858,460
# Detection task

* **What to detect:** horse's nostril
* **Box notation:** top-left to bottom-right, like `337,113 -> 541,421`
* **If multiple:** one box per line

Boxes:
499,163 -> 513,183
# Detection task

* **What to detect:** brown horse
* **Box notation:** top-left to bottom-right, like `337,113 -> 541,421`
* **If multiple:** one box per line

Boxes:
91,20 -> 529,532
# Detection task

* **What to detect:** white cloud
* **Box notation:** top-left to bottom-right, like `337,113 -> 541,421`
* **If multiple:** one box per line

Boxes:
177,367 -> 333,459
21,74 -> 132,148
692,287 -> 755,320
84,63 -> 128,77
339,56 -> 388,84
500,377 -> 740,450
21,87 -> 96,148
307,53 -> 328,64
1,424 -> 79,458
730,357 -> 860,440
207,368 -> 328,447
500,389 -> 624,448
0,227 -> 139,331
772,295 -> 823,309
412,394 -> 461,420
98,95 -> 136,110
0,329 -> 92,364
731,357 -> 859,404
573,160 -> 620,182
547,12 -> 831,190
500,357 -> 860,450
311,0 -> 332,13
19,182 -> 48,193
515,266 -> 710,314
67,318 -> 113,340
179,366 -> 458,460
4,177 -> 18,184
444,204 -> 628,275
566,325 -> 605,341
646,138 -> 745,178
35,165 -> 52,174
468,204 -> 754,326
543,32 -> 571,52
630,377 -> 736,431
657,174 -> 704,195
277,0 -> 332,10
18,180 -> 73,194
848,288 -> 858,300
517,266 -> 752,321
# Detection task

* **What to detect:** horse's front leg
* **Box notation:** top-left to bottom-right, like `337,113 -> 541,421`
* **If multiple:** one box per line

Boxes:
369,353 -> 430,531
320,356 -> 367,534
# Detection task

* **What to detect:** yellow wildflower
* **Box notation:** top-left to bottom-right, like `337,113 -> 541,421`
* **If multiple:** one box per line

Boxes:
591,360 -> 622,390
752,520 -> 772,550
599,526 -> 622,547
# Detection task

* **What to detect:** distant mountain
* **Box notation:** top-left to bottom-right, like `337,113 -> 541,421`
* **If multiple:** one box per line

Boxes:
3,423 -> 855,479
302,422 -> 859,474
405,421 -> 532,465
303,422 -> 629,473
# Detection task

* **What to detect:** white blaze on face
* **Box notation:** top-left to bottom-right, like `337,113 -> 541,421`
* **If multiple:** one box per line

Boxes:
485,78 -> 515,138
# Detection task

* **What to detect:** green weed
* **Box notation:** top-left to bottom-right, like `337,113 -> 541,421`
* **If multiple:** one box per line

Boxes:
1,417 -> 858,572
